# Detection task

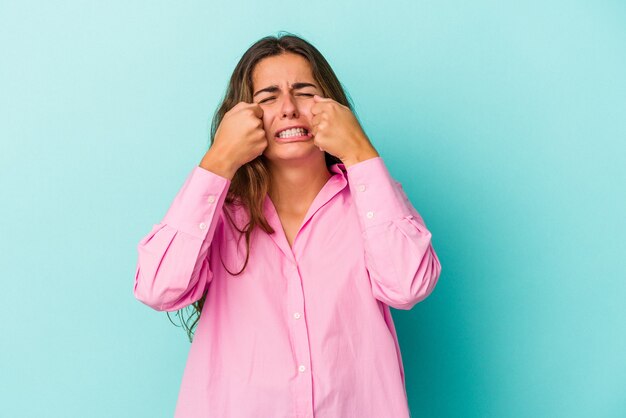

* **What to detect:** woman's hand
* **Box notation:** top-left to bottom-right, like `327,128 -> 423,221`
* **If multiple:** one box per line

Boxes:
200,102 -> 268,178
310,94 -> 379,167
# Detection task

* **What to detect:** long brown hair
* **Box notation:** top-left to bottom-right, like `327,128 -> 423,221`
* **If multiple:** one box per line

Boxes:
167,31 -> 358,342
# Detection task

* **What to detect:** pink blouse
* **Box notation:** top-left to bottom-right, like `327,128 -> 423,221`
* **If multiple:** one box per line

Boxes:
134,156 -> 442,418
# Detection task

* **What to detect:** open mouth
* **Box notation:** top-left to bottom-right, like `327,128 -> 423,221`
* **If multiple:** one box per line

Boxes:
275,127 -> 310,139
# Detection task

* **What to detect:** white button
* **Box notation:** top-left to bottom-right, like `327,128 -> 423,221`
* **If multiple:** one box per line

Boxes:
357,184 -> 366,192
199,222 -> 207,230
293,312 -> 301,319
298,365 -> 306,372
206,195 -> 216,203
366,211 -> 374,219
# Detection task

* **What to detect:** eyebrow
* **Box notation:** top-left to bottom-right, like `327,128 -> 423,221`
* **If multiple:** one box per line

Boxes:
253,82 -> 318,98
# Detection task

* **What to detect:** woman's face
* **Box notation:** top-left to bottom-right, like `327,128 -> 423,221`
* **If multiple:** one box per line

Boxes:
251,52 -> 324,163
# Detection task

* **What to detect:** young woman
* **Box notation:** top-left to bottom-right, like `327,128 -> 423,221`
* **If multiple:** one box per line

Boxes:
134,32 -> 442,418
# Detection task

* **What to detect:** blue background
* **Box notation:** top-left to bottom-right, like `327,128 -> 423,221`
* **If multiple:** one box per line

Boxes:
1,1 -> 624,417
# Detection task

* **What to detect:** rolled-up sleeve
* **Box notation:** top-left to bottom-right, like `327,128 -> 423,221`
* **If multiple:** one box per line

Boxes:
346,156 -> 442,310
134,166 -> 231,311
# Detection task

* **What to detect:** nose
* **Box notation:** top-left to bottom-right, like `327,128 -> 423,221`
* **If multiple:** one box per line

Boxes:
280,94 -> 299,118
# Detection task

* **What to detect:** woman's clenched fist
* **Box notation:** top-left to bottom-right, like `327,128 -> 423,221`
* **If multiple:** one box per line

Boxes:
200,102 -> 267,178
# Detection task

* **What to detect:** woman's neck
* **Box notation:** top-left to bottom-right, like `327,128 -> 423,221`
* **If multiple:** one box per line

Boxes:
267,155 -> 332,215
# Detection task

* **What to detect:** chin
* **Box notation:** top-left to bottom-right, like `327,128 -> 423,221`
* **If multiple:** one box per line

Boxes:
267,145 -> 323,162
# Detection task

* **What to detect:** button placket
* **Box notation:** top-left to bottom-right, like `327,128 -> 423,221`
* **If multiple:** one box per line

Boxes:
287,258 -> 313,411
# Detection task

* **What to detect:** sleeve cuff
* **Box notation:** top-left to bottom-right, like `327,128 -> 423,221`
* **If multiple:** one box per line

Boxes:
346,156 -> 413,229
161,165 -> 231,239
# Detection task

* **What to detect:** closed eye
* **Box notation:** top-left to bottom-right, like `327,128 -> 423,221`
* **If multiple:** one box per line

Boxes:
259,93 -> 314,104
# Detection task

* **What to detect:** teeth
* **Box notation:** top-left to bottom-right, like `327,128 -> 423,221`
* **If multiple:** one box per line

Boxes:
277,128 -> 307,138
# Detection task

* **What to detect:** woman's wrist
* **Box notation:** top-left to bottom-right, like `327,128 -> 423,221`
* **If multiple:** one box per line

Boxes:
199,148 -> 238,180
342,146 -> 380,168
